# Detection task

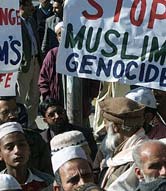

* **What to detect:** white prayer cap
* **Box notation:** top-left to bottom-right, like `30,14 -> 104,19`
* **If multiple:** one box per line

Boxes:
50,130 -> 88,152
51,146 -> 87,174
54,21 -> 63,33
125,86 -> 157,109
0,174 -> 22,190
0,122 -> 24,140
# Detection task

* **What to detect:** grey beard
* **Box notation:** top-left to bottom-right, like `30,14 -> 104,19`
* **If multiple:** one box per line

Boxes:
142,171 -> 166,183
101,127 -> 123,157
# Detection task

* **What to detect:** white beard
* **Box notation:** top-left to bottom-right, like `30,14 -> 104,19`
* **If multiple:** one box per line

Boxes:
101,125 -> 123,157
142,171 -> 166,183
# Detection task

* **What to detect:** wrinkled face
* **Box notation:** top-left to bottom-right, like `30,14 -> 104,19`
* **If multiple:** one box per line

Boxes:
0,132 -> 30,169
59,159 -> 94,191
0,99 -> 18,125
44,106 -> 68,127
140,143 -> 166,182
55,27 -> 62,43
153,89 -> 166,107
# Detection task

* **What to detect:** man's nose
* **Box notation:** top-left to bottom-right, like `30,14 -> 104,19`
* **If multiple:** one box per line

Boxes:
78,177 -> 86,187
160,166 -> 166,176
8,112 -> 17,121
54,112 -> 60,118
14,145 -> 21,154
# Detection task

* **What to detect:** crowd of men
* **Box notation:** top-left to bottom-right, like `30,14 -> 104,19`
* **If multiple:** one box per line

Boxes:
1,0 -> 166,191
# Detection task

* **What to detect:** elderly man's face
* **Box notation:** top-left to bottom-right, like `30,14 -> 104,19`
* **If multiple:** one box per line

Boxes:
138,143 -> 166,182
103,120 -> 124,153
153,89 -> 166,107
59,159 -> 94,191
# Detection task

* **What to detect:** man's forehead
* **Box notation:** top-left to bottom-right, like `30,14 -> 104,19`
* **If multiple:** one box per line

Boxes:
0,132 -> 26,145
61,159 -> 90,171
60,160 -> 91,178
0,98 -> 16,105
141,144 -> 166,161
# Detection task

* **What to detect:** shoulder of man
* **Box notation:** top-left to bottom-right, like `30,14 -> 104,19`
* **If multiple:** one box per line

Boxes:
0,169 -> 6,174
31,168 -> 54,185
23,128 -> 46,146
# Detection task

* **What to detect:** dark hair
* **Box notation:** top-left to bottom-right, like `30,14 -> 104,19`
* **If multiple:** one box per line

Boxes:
19,0 -> 32,6
0,96 -> 16,101
17,103 -> 28,129
39,98 -> 63,117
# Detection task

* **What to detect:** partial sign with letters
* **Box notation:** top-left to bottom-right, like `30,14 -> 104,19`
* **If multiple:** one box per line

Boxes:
57,0 -> 166,90
0,0 -> 22,96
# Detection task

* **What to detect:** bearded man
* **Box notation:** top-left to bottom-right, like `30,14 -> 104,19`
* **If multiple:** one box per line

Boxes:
96,97 -> 149,190
133,140 -> 166,191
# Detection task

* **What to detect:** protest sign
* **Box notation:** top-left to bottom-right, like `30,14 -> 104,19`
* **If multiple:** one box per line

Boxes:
0,0 -> 22,96
57,0 -> 166,90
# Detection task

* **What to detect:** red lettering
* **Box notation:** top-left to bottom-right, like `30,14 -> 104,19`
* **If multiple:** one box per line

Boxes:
0,8 -> 20,25
0,74 -> 6,83
82,0 -> 103,20
113,0 -> 123,22
5,73 -> 12,88
148,0 -> 166,29
0,8 -> 8,25
130,0 -> 146,26
16,10 -> 21,25
9,9 -> 15,25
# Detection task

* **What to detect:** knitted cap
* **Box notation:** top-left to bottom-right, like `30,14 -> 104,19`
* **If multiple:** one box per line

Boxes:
54,21 -> 63,33
50,130 -> 88,152
51,146 -> 87,174
0,122 -> 24,140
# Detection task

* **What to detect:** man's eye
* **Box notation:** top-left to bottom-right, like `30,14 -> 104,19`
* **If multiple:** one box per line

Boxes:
68,176 -> 80,184
81,173 -> 93,180
1,110 -> 9,115
5,145 -> 13,150
149,163 -> 161,169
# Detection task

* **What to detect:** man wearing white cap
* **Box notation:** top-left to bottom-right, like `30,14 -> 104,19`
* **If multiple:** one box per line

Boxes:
0,96 -> 52,174
0,122 -> 54,191
0,174 -> 22,191
50,130 -> 92,163
97,96 -> 149,190
50,138 -> 94,191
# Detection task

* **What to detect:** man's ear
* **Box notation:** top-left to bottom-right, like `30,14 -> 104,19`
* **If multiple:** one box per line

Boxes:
43,118 -> 47,123
135,167 -> 144,181
0,150 -> 3,161
53,184 -> 61,191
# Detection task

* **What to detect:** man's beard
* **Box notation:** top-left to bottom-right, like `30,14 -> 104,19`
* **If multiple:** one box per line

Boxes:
101,125 -> 123,157
49,119 -> 69,135
142,171 -> 166,183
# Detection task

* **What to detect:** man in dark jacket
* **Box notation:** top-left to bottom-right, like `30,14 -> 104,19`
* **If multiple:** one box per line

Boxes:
39,98 -> 98,160
41,0 -> 63,56
17,0 -> 42,129
32,0 -> 54,47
